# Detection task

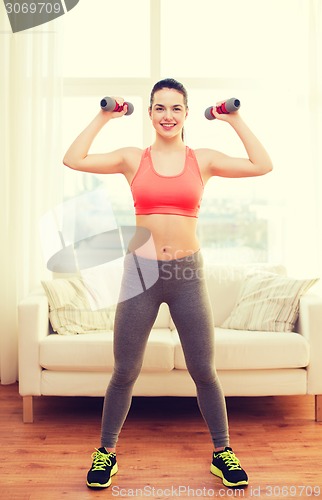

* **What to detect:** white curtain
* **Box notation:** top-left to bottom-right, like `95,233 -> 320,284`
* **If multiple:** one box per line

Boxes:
310,1 -> 322,283
0,8 -> 64,383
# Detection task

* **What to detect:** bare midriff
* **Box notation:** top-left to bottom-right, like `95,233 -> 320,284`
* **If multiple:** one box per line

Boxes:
127,214 -> 200,260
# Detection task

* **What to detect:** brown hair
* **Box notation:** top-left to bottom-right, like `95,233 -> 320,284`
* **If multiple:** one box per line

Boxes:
149,78 -> 188,109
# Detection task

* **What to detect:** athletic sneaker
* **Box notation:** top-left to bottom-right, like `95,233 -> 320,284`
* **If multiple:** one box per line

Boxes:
210,447 -> 248,488
86,447 -> 118,488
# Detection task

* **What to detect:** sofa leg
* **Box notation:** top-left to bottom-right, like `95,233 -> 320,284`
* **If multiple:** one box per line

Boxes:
315,395 -> 322,422
23,396 -> 34,423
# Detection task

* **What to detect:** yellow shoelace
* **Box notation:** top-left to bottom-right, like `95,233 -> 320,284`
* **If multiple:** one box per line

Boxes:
91,449 -> 115,471
217,450 -> 242,471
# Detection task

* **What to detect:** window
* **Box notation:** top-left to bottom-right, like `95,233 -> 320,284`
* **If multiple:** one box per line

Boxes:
62,0 -> 318,274
63,0 -> 150,78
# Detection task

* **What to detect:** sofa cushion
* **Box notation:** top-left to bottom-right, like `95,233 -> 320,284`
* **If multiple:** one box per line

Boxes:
41,278 -> 114,335
173,328 -> 310,370
221,272 -> 318,332
40,329 -> 176,372
203,263 -> 287,326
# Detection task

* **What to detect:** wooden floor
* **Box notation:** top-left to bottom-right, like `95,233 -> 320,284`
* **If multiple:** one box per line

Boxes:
1,384 -> 322,500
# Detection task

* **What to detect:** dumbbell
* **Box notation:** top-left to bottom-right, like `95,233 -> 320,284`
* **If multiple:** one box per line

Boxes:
205,98 -> 240,120
100,96 -> 134,116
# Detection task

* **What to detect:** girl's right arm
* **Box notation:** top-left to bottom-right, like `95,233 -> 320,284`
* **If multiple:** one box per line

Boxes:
63,101 -> 132,175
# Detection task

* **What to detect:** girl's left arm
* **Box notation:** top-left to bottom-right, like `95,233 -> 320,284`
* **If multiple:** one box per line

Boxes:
200,111 -> 273,178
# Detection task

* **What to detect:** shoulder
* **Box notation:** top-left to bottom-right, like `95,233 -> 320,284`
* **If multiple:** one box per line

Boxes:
192,147 -> 224,175
193,147 -> 232,182
193,148 -> 222,166
120,147 -> 145,184
120,147 -> 144,171
121,147 -> 144,164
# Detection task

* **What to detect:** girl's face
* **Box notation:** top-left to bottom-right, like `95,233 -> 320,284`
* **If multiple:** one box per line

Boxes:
149,88 -> 188,139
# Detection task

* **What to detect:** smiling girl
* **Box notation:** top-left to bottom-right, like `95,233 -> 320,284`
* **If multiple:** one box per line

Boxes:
63,78 -> 273,489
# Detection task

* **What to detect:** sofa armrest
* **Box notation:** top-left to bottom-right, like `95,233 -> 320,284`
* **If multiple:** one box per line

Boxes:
18,289 -> 50,398
298,293 -> 322,395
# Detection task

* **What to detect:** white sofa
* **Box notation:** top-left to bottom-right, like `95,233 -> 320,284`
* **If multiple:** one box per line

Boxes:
18,262 -> 322,423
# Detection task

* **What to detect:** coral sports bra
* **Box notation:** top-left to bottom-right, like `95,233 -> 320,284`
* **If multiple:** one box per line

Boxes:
130,147 -> 204,218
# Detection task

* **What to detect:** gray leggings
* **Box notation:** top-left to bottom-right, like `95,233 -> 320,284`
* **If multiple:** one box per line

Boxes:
101,250 -> 229,449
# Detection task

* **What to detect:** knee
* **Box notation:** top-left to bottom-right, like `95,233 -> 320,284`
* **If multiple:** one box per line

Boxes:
188,362 -> 218,387
111,362 -> 142,388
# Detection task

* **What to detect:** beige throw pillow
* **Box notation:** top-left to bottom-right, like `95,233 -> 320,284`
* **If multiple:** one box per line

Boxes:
41,278 -> 113,335
221,272 -> 318,332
